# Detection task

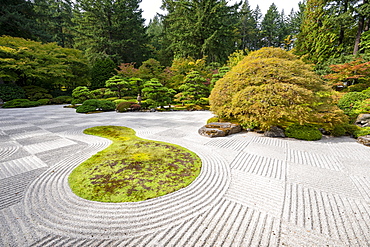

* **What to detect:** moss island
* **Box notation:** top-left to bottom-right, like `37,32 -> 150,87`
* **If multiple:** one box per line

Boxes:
68,126 -> 201,203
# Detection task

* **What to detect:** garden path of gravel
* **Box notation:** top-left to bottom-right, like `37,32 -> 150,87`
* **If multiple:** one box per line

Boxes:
1,105 -> 370,246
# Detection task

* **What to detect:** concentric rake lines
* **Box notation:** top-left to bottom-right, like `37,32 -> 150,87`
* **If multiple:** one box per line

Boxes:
24,134 -> 231,239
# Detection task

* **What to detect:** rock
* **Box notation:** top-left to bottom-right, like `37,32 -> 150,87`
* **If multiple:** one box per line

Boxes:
264,126 -> 285,138
198,122 -> 242,138
358,135 -> 370,146
355,114 -> 370,127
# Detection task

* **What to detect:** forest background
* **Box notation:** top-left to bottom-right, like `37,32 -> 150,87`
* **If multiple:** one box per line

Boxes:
1,0 -> 370,113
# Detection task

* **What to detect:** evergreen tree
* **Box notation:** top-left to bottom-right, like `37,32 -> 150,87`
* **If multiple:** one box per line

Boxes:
90,58 -> 117,89
33,0 -> 75,47
179,71 -> 210,104
0,0 -> 43,40
261,3 -> 282,47
73,0 -> 149,64
237,0 -> 260,51
162,0 -> 240,64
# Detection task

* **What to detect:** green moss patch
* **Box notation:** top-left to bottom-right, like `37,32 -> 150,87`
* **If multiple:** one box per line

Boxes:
68,126 -> 201,202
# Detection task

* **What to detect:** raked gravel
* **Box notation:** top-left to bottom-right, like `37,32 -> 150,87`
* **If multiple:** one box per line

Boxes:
0,105 -> 370,246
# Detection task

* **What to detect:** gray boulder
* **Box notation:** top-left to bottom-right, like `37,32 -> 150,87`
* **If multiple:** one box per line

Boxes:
358,135 -> 370,146
264,126 -> 285,138
355,114 -> 370,127
198,122 -> 242,138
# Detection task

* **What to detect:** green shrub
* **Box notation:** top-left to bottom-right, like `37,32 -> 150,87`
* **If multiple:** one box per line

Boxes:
99,100 -> 116,111
207,117 -> 219,124
338,92 -> 369,116
3,99 -> 41,108
37,99 -> 50,105
285,124 -> 322,141
23,86 -> 52,101
0,84 -> 25,101
51,96 -> 73,104
116,101 -> 135,112
354,127 -> 370,138
76,105 -> 97,113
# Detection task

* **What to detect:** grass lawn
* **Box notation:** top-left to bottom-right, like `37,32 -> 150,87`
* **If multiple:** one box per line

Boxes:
68,126 -> 201,202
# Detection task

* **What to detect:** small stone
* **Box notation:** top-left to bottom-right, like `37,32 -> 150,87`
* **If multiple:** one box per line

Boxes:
264,126 -> 285,138
357,135 -> 370,146
198,122 -> 242,138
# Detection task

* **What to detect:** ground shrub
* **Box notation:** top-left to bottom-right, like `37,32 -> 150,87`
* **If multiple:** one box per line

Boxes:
51,96 -> 73,104
207,117 -> 219,124
76,99 -> 116,113
338,92 -> 369,117
37,99 -> 50,105
285,124 -> 322,141
0,84 -> 25,101
3,99 -> 41,108
75,105 -> 97,113
354,127 -> 370,138
116,101 -> 136,112
99,100 -> 116,111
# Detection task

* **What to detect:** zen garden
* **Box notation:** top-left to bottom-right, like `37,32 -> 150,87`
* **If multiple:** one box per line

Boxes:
1,0 -> 370,204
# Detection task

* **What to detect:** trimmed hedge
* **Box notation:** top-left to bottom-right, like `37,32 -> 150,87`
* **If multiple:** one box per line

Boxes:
285,124 -> 322,141
3,99 -> 41,108
76,99 -> 116,113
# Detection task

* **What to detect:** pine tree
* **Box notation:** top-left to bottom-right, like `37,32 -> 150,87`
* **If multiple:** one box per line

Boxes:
0,0 -> 43,40
73,0 -> 149,64
33,0 -> 75,47
237,0 -> 260,51
260,3 -> 282,47
162,0 -> 240,64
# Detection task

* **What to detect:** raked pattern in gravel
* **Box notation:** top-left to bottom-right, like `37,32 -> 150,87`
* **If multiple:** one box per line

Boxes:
0,105 -> 370,246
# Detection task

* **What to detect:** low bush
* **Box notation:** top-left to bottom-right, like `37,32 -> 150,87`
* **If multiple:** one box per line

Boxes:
76,99 -> 116,113
99,100 -> 116,111
37,99 -> 50,105
285,124 -> 322,141
116,101 -> 136,112
354,127 -> 370,138
0,84 -> 25,101
76,105 -> 97,113
3,99 -> 41,108
51,96 -> 73,104
338,92 -> 369,118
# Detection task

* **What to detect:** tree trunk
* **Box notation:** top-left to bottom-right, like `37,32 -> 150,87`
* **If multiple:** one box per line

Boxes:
354,15 -> 365,55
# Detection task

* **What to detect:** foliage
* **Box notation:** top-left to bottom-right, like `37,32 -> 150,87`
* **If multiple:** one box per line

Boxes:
142,78 -> 176,108
33,0 -> 75,47
116,101 -> 136,112
37,99 -> 50,105
23,85 -> 52,101
90,58 -> 117,89
324,58 -> 370,90
209,47 -> 347,130
337,91 -> 370,118
75,99 -> 115,113
210,66 -> 230,88
236,1 -> 260,51
73,0 -> 149,64
71,86 -> 94,104
0,83 -> 25,101
50,96 -> 73,104
354,127 -> 370,138
68,126 -> 201,202
0,0 -> 43,41
285,124 -> 322,141
105,75 -> 131,99
0,36 -> 89,90
162,0 -> 240,64
2,99 -> 41,108
168,57 -> 211,89
178,71 -> 209,104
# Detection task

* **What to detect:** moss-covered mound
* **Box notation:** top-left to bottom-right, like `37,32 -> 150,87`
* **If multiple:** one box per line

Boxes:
69,126 -> 201,202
